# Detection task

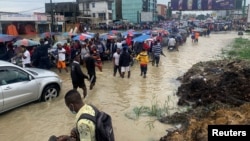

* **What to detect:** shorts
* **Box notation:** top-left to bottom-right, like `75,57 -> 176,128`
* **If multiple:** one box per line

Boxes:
57,61 -> 66,68
72,81 -> 86,89
121,66 -> 130,72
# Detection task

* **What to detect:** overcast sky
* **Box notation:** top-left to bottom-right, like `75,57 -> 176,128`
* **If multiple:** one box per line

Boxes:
0,0 -> 248,14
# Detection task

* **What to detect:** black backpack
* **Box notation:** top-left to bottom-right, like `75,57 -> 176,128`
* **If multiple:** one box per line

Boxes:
77,105 -> 115,141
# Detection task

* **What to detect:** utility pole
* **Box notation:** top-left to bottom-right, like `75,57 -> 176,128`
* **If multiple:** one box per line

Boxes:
50,0 -> 54,32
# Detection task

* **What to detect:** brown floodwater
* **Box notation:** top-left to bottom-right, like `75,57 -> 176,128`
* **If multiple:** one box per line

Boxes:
0,32 -> 239,141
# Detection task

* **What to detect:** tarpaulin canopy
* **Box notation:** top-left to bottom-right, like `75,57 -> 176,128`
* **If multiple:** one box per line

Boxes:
132,34 -> 151,43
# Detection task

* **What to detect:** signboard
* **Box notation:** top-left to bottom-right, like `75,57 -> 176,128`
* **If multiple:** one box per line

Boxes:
171,0 -> 236,11
141,12 -> 153,22
0,14 -> 37,21
0,14 -> 46,21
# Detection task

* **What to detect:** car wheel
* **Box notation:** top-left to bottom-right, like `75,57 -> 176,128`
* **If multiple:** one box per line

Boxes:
41,85 -> 59,101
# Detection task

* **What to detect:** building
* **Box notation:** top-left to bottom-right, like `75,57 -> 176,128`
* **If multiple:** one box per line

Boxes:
77,0 -> 113,25
0,12 -> 50,35
157,4 -> 167,18
45,2 -> 77,32
112,0 -> 122,20
112,0 -> 157,23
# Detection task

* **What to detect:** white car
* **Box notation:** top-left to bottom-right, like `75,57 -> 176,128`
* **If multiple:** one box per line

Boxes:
0,60 -> 62,114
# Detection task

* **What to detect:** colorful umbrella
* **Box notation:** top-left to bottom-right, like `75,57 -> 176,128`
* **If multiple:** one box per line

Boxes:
99,33 -> 117,40
109,30 -> 120,34
72,33 -> 93,41
62,32 -> 78,37
40,32 -> 59,38
0,34 -> 18,42
13,39 -> 40,47
122,31 -> 141,37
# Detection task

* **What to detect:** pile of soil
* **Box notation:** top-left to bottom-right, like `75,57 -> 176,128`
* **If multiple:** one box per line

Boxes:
159,59 -> 250,141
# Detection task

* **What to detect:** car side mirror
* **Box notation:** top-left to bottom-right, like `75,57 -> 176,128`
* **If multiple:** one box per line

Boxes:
29,75 -> 33,81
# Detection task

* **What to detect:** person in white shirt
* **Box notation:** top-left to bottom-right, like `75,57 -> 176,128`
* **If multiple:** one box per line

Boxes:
57,43 -> 68,73
116,40 -> 123,50
168,36 -> 178,51
21,46 -> 31,68
112,48 -> 121,77
80,44 -> 90,65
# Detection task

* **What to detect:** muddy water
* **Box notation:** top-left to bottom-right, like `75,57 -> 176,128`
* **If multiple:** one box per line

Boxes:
0,32 -> 238,141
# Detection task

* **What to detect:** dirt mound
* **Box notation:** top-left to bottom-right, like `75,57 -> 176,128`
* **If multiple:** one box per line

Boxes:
159,59 -> 250,141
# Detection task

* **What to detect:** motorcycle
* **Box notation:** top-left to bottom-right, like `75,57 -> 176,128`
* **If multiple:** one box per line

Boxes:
168,45 -> 176,51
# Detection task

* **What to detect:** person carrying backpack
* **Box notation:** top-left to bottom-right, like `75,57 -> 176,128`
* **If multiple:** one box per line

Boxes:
61,89 -> 115,141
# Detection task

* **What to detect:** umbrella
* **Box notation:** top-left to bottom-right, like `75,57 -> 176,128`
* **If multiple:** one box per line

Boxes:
122,31 -> 142,37
52,40 -> 68,48
132,34 -> 151,43
62,32 -> 78,37
86,32 -> 96,37
72,33 -> 93,41
99,34 -> 117,40
178,29 -> 188,34
145,38 -> 154,42
40,32 -> 59,38
13,39 -> 40,47
0,34 -> 18,42
142,30 -> 152,35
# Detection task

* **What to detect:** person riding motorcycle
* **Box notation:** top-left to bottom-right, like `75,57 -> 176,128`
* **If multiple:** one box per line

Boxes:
168,36 -> 178,51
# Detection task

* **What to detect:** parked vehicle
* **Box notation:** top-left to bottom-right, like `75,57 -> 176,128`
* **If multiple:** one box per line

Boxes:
0,60 -> 62,114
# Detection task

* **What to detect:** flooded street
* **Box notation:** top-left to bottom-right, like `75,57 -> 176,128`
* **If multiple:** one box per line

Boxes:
0,32 -> 239,141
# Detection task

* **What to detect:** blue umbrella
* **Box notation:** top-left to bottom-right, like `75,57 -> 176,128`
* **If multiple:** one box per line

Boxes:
0,34 -> 18,42
133,34 -> 151,43
62,32 -> 78,37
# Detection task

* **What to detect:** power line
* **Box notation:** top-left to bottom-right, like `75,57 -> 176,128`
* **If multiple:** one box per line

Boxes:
18,7 -> 45,13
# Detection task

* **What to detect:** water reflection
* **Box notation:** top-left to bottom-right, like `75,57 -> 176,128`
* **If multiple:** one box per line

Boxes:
0,32 -> 238,141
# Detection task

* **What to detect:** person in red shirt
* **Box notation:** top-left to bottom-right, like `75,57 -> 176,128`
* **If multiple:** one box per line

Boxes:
63,43 -> 71,61
143,41 -> 150,51
126,35 -> 132,47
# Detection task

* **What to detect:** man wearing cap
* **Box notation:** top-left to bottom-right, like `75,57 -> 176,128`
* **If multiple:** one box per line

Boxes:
70,52 -> 89,98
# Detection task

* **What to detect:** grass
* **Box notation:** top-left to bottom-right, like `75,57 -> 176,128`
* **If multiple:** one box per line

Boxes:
125,94 -> 187,130
222,37 -> 250,60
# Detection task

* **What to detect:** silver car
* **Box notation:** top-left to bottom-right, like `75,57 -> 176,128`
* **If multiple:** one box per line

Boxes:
0,60 -> 62,114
